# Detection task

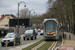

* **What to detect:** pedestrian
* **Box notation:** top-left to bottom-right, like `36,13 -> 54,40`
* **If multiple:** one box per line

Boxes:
62,30 -> 64,39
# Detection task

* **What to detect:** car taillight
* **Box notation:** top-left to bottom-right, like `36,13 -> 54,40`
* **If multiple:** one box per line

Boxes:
5,25 -> 9,27
53,34 -> 55,36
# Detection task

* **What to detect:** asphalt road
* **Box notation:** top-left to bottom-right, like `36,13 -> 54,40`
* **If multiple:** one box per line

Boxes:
0,32 -> 43,50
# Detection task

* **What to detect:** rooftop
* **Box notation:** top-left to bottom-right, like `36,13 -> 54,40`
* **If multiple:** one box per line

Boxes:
0,14 -> 16,20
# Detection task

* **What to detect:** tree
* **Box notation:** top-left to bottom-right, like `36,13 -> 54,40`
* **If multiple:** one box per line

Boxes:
19,7 -> 29,18
37,0 -> 74,32
47,0 -> 74,32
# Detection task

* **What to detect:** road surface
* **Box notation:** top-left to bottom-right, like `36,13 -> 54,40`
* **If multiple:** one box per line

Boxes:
0,32 -> 43,50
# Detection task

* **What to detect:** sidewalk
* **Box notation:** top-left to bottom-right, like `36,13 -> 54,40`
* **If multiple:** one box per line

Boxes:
59,32 -> 75,50
63,40 -> 75,45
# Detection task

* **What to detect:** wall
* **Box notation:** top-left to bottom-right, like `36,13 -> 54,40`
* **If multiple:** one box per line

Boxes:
14,28 -> 27,34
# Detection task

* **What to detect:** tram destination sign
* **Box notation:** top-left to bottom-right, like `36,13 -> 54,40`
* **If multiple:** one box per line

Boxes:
46,20 -> 55,23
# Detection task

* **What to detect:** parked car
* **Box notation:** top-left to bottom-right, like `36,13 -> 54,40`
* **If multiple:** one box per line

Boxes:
40,30 -> 44,35
23,30 -> 37,40
1,33 -> 21,46
38,29 -> 41,32
1,24 -> 9,29
0,29 -> 8,38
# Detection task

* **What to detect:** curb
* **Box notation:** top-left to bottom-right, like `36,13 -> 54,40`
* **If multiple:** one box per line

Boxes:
54,33 -> 64,50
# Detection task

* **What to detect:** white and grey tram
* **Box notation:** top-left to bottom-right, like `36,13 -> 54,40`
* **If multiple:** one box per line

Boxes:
43,18 -> 59,40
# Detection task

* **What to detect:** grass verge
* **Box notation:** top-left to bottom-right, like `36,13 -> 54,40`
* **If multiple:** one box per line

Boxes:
37,41 -> 53,50
37,32 -> 61,50
59,32 -> 62,36
22,39 -> 44,50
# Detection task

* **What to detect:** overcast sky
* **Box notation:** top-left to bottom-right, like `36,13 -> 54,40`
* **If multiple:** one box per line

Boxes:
0,0 -> 48,16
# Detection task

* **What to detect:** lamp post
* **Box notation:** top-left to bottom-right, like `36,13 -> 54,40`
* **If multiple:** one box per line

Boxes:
18,1 -> 26,34
29,9 -> 35,27
50,8 -> 56,18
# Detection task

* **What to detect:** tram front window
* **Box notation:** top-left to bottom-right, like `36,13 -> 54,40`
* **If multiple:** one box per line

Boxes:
45,23 -> 56,32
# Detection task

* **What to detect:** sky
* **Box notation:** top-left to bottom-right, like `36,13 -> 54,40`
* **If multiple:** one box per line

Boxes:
0,0 -> 48,17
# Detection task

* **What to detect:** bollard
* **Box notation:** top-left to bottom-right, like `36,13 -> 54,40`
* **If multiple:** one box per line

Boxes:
33,36 -> 34,43
69,34 -> 71,40
25,37 -> 27,45
6,40 -> 8,50
20,38 -> 22,47
33,36 -> 35,43
29,37 -> 31,44
34,36 -> 35,40
64,34 -> 65,39
14,39 -> 15,48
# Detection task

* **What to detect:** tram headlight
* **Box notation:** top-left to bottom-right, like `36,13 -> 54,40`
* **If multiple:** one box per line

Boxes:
53,32 -> 55,36
45,32 -> 47,36
45,34 -> 47,36
53,34 -> 55,36
55,21 -> 58,23
43,22 -> 45,24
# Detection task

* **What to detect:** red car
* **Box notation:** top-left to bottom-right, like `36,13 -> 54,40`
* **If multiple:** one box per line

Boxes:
38,29 -> 41,32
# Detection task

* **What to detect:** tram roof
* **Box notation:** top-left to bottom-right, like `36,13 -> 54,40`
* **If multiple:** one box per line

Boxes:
43,18 -> 57,22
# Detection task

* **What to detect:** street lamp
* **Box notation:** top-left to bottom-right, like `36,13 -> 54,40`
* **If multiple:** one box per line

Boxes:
29,9 -> 35,27
18,1 -> 26,34
50,8 -> 56,18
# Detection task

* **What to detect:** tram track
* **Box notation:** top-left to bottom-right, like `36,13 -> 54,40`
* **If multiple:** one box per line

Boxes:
48,41 -> 57,50
54,32 -> 64,50
23,32 -> 63,50
26,38 -> 61,50
32,40 -> 54,50
48,32 -> 63,50
32,41 -> 47,50
32,35 -> 62,50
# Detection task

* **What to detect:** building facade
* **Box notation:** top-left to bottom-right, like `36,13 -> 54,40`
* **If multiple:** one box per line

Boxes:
0,14 -> 17,28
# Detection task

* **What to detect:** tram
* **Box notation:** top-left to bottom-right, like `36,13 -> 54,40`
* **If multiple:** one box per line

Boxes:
43,18 -> 59,40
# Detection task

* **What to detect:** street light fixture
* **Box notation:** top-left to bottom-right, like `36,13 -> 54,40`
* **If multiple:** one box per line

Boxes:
29,9 -> 35,27
18,1 -> 26,34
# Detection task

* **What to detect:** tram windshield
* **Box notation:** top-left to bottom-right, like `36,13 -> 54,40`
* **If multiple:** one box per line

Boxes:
45,21 -> 56,32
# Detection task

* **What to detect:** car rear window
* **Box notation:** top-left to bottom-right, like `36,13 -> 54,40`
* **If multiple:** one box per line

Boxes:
25,30 -> 33,34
